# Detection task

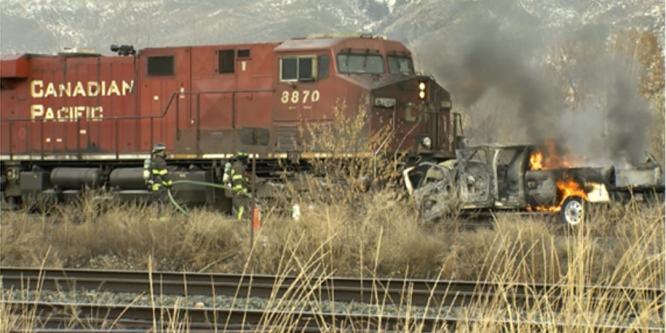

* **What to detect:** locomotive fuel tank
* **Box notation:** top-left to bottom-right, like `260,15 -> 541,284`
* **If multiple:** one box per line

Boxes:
109,167 -> 147,190
50,168 -> 103,190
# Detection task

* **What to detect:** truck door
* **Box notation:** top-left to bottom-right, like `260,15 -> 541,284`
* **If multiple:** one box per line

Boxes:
495,147 -> 529,207
456,148 -> 495,208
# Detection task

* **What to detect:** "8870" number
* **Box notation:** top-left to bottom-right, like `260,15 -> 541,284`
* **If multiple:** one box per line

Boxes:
280,90 -> 320,104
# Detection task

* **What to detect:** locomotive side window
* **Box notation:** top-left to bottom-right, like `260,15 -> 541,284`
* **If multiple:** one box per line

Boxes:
337,53 -> 384,74
388,56 -> 414,75
298,58 -> 313,81
280,56 -> 317,82
318,55 -> 329,79
280,58 -> 298,81
219,50 -> 235,74
237,49 -> 250,58
147,56 -> 174,76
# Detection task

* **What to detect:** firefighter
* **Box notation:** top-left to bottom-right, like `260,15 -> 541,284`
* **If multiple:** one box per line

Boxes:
144,143 -> 173,208
224,152 -> 250,221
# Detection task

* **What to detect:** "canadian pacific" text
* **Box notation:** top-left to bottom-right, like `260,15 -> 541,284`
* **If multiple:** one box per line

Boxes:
29,79 -> 134,122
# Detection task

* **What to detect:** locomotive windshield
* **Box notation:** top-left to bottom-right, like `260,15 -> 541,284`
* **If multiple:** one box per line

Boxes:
337,53 -> 384,74
388,56 -> 414,75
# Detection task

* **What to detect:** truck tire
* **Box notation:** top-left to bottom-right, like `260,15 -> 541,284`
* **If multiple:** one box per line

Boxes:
559,196 -> 585,226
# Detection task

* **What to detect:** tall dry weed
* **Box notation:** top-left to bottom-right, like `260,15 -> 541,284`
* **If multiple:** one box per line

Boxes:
1,204 -> 244,271
1,197 -> 663,332
282,99 -> 402,206
0,293 -> 19,333
2,193 -> 663,287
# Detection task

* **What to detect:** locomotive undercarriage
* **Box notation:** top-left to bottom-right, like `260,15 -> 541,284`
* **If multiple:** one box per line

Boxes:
0,159 -> 283,211
0,155 -> 415,212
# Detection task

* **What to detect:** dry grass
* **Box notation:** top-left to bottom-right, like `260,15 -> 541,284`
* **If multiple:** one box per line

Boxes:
1,183 -> 664,332
1,199 -> 663,332
1,202 -> 244,271
0,294 -> 20,333
1,189 -> 663,287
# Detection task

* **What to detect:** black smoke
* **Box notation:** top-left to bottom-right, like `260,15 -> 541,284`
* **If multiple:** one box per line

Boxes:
412,1 -> 653,166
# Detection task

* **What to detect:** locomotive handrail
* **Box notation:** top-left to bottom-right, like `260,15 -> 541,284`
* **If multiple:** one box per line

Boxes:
2,88 -> 274,159
393,119 -> 422,160
373,104 -> 397,156
0,89 -> 275,122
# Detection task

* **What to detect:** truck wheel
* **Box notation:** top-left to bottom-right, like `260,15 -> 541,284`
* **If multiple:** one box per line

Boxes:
559,197 -> 585,226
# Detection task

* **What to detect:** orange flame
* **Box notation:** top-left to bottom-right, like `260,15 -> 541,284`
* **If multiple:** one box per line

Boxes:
530,151 -> 544,170
556,178 -> 588,203
530,139 -> 587,212
529,139 -> 578,171
528,139 -> 588,212
529,178 -> 588,212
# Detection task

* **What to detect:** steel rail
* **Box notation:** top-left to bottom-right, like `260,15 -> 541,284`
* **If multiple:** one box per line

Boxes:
7,300 -> 453,332
1,267 -> 663,311
5,300 -> 664,333
0,267 -> 664,306
33,330 -> 241,333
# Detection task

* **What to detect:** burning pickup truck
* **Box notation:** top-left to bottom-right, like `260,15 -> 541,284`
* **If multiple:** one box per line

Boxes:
403,144 -> 664,225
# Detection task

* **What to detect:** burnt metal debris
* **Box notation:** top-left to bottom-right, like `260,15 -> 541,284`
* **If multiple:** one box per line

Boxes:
404,144 -> 664,225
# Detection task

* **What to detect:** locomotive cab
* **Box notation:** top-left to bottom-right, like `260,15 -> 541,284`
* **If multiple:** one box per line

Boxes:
273,35 -> 455,159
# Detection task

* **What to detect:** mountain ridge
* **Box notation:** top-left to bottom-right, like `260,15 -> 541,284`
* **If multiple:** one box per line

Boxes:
1,0 -> 662,55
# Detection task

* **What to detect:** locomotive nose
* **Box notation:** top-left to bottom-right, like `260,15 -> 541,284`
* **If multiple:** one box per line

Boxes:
370,76 -> 453,155
371,76 -> 451,112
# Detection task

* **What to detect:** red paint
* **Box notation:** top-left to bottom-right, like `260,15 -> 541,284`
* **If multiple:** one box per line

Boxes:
0,36 -> 454,160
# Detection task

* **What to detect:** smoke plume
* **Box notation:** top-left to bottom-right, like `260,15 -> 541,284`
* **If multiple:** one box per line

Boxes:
412,0 -> 654,167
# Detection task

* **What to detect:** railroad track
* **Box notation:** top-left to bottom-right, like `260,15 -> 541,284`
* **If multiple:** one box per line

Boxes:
2,267 -> 662,308
2,267 -> 664,332
7,300 -> 664,332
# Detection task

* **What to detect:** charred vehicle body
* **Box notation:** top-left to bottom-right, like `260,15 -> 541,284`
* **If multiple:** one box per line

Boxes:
403,145 -> 664,225
0,35 -> 460,209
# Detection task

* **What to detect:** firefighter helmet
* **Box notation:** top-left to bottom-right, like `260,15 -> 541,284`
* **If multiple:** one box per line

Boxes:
152,143 -> 166,154
233,151 -> 249,163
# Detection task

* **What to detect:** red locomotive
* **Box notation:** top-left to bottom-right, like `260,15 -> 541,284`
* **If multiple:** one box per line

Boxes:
0,35 -> 459,207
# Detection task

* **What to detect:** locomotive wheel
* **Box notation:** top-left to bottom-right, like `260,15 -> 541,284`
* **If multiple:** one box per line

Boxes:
559,196 -> 585,226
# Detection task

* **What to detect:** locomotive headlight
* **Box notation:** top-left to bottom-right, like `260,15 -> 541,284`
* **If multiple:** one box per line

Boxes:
421,136 -> 432,149
417,80 -> 427,100
374,97 -> 396,108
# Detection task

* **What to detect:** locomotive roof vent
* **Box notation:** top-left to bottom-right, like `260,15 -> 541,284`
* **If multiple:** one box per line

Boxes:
58,47 -> 100,57
110,44 -> 136,56
305,33 -> 386,40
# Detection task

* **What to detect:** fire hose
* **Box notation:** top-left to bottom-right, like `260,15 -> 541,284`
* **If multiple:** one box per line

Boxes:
165,179 -> 251,216
166,189 -> 189,215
